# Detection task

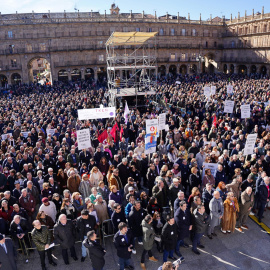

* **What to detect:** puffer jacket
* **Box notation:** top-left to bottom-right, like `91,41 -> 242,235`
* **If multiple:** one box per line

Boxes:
31,225 -> 51,251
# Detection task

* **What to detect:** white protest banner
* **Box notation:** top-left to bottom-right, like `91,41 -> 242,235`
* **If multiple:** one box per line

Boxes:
204,86 -> 211,98
227,84 -> 233,94
46,129 -> 55,137
21,132 -> 30,138
146,119 -> 159,136
165,124 -> 169,131
78,107 -> 116,120
77,129 -> 91,150
241,104 -> 250,119
202,162 -> 218,178
224,100 -> 234,114
243,133 -> 257,156
145,134 -> 157,154
158,113 -> 166,131
211,86 -> 216,95
1,134 -> 9,140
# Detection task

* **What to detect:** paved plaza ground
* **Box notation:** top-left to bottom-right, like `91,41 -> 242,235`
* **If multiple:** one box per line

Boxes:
16,212 -> 270,270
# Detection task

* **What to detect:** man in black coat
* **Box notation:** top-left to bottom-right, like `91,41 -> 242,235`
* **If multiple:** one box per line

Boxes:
0,233 -> 17,270
53,214 -> 78,265
117,158 -> 130,187
113,222 -> 134,270
174,200 -> 192,256
83,230 -> 106,270
128,201 -> 146,251
76,210 -> 96,262
111,203 -> 126,231
161,215 -> 178,262
258,176 -> 270,223
146,164 -> 157,197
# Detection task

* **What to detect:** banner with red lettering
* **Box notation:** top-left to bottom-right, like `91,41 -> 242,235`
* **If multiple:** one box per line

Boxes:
78,107 -> 116,120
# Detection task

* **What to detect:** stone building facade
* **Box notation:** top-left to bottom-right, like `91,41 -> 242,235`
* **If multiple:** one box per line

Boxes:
0,6 -> 269,86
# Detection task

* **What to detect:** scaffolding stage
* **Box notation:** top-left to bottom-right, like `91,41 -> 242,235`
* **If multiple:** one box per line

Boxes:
106,32 -> 158,107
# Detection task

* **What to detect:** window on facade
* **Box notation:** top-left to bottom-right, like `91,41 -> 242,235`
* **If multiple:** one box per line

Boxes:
181,29 -> 186,36
231,41 -> 235,48
192,29 -> 196,36
159,28 -> 164,35
11,59 -> 17,67
214,41 -> 217,47
171,28 -> 175,36
238,28 -> 242,35
40,43 -> 46,51
8,31 -> 13,38
181,53 -> 186,61
245,27 -> 248,35
26,44 -> 32,52
98,55 -> 104,62
191,53 -> 196,60
263,25 -> 267,32
136,28 -> 140,32
254,26 -> 257,33
98,41 -> 103,45
9,45 -> 14,54
170,53 -> 176,60
123,27 -> 128,32
205,41 -> 208,48
149,28 -> 152,32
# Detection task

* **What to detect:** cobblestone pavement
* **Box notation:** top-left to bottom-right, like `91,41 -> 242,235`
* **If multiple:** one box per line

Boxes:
16,213 -> 270,270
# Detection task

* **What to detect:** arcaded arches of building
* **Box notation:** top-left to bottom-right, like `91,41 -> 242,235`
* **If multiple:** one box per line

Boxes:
0,6 -> 269,85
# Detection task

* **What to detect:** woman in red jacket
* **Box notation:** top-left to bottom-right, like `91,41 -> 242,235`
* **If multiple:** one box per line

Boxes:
0,200 -> 13,224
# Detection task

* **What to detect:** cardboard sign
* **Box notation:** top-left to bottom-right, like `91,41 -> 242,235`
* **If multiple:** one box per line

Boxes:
77,129 -> 92,150
224,100 -> 234,114
241,104 -> 250,119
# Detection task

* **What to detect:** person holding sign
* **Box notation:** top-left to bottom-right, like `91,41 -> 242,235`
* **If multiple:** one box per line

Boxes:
32,220 -> 57,270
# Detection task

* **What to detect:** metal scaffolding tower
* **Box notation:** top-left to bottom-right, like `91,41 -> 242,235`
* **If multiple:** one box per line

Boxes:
105,32 -> 158,107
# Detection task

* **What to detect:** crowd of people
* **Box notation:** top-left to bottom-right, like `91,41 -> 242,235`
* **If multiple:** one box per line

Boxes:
0,72 -> 270,270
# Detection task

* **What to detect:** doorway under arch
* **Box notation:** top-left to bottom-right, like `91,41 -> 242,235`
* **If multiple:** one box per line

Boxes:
97,67 -> 107,82
28,57 -> 52,85
85,68 -> 94,81
179,65 -> 187,75
261,66 -> 267,75
58,70 -> 68,82
190,64 -> 197,74
11,73 -> 21,85
169,65 -> 177,76
229,64 -> 234,74
0,74 -> 8,87
223,64 -> 228,74
238,65 -> 247,75
158,65 -> 166,77
71,69 -> 81,82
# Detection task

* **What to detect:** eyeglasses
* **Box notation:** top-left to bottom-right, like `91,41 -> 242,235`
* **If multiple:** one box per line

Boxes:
116,208 -> 121,210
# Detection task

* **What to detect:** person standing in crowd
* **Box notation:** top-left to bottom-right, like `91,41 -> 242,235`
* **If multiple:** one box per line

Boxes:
129,201 -> 146,251
76,209 -> 97,262
192,205 -> 210,255
53,214 -> 78,265
161,215 -> 178,262
31,220 -> 57,270
113,222 -> 134,270
236,187 -> 254,232
226,175 -> 242,200
0,233 -> 17,270
111,203 -> 126,231
208,191 -> 224,238
221,192 -> 239,233
174,200 -> 191,256
257,176 -> 270,223
140,214 -> 158,270
83,230 -> 106,270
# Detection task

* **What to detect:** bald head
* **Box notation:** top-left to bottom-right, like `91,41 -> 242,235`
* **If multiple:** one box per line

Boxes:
213,190 -> 220,199
246,187 -> 252,195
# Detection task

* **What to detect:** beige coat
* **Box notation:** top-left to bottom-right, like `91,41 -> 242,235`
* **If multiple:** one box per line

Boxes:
94,200 -> 109,224
239,191 -> 254,215
226,179 -> 242,200
221,198 -> 239,232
